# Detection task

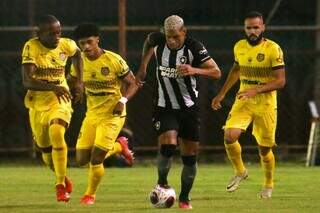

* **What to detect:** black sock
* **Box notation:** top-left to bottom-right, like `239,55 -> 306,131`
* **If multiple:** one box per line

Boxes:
157,153 -> 173,185
179,155 -> 197,201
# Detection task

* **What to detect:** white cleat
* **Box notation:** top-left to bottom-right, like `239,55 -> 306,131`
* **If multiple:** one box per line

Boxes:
260,188 -> 273,199
226,170 -> 248,192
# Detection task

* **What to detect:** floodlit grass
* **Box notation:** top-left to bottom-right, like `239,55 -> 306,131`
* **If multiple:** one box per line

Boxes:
1,162 -> 320,212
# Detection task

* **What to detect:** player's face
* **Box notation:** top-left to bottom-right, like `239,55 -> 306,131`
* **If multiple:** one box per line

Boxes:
78,36 -> 100,59
244,17 -> 265,45
39,21 -> 61,49
165,28 -> 186,50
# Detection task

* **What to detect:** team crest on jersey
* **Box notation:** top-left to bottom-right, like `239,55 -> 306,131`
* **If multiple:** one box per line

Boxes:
256,53 -> 265,62
179,56 -> 187,64
59,52 -> 67,61
101,67 -> 110,75
155,121 -> 161,130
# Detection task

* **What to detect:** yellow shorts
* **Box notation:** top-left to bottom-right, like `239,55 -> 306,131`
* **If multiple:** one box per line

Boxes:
224,100 -> 277,147
76,114 -> 125,151
29,103 -> 72,148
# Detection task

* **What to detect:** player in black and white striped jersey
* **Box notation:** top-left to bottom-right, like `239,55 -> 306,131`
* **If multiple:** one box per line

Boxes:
136,15 -> 221,209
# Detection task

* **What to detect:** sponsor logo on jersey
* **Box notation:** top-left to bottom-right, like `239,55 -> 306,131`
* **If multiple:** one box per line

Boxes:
257,53 -> 265,62
101,67 -> 110,75
158,65 -> 178,78
179,56 -> 187,64
199,48 -> 208,55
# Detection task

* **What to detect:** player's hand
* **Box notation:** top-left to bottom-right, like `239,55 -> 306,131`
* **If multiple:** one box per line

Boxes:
177,64 -> 196,76
211,94 -> 224,110
135,78 -> 145,88
53,85 -> 72,104
113,102 -> 124,116
237,88 -> 258,100
73,81 -> 84,104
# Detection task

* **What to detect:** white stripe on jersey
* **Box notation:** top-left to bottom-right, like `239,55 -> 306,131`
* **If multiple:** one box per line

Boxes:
188,49 -> 198,98
154,46 -> 166,107
161,45 -> 179,108
176,47 -> 194,107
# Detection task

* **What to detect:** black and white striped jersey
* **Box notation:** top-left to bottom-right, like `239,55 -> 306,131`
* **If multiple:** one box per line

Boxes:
148,32 -> 212,110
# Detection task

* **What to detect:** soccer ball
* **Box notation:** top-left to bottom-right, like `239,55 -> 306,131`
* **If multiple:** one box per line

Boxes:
149,185 -> 176,208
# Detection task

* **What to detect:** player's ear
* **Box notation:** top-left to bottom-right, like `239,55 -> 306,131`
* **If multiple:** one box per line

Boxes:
182,26 -> 187,35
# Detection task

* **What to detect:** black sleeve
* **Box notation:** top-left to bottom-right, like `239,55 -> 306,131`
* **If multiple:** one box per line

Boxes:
188,38 -> 212,67
148,32 -> 166,47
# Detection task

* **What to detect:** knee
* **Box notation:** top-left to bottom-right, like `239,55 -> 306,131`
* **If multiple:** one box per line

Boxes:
49,124 -> 66,148
224,129 -> 241,144
160,144 -> 177,157
76,155 -> 90,167
90,155 -> 105,165
259,146 -> 272,157
181,155 -> 197,167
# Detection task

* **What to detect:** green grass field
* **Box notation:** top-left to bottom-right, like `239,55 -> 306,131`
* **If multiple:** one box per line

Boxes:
1,162 -> 320,213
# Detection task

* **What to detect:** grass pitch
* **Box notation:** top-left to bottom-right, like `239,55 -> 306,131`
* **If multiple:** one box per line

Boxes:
1,162 -> 320,213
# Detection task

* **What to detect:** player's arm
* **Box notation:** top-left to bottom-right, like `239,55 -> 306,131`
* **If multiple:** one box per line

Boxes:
22,63 -> 72,103
177,58 -> 221,79
135,33 -> 155,87
113,71 -> 138,115
70,48 -> 84,103
237,68 -> 285,99
211,62 -> 240,110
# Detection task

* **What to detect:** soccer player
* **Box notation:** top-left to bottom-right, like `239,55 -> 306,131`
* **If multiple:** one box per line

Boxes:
135,15 -> 221,209
21,15 -> 83,202
211,11 -> 286,198
71,23 -> 137,205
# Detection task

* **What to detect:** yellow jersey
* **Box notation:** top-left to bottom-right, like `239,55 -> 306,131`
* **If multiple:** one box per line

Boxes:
234,38 -> 285,110
22,37 -> 78,110
71,50 -> 129,116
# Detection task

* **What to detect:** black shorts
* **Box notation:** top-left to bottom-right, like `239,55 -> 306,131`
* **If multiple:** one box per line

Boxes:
153,106 -> 200,141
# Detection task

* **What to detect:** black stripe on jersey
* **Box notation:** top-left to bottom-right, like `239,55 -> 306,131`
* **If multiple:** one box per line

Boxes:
183,47 -> 197,104
169,50 -> 186,109
156,44 -> 172,109
272,65 -> 285,70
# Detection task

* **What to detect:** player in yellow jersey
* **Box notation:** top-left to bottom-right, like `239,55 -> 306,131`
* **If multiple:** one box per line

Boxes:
71,23 -> 137,205
21,15 -> 83,202
211,11 -> 286,199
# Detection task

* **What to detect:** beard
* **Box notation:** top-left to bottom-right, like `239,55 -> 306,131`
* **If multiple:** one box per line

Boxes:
245,33 -> 263,46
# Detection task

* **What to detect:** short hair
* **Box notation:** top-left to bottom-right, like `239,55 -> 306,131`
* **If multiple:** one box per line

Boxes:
36,15 -> 59,28
73,23 -> 99,41
244,11 -> 264,22
164,15 -> 184,32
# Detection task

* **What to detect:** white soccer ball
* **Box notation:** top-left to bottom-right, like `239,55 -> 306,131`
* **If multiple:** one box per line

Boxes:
149,185 -> 176,208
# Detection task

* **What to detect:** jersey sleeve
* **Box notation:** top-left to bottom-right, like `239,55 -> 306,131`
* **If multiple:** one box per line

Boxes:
65,39 -> 78,57
148,32 -> 165,47
22,41 -> 37,65
233,44 -> 239,64
115,55 -> 130,77
270,44 -> 285,70
190,39 -> 211,67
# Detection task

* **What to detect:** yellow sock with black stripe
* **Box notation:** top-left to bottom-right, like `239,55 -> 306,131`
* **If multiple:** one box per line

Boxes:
105,142 -> 122,159
260,150 -> 275,188
49,124 -> 67,186
85,163 -> 105,196
225,141 -> 246,175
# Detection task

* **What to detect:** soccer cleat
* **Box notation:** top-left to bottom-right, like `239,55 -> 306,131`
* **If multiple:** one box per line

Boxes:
179,201 -> 193,209
117,136 -> 134,166
226,169 -> 248,192
260,188 -> 273,199
64,176 -> 73,194
56,184 -> 70,202
80,195 -> 95,205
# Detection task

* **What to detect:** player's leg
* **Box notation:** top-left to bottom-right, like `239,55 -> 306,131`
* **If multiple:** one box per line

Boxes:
81,116 -> 125,205
253,109 -> 277,198
153,107 -> 178,187
178,140 -> 198,209
104,136 -> 134,166
223,105 -> 252,192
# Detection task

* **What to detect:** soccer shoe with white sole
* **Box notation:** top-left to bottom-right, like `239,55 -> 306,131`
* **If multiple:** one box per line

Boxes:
64,176 -> 73,194
56,184 -> 70,202
80,195 -> 95,205
226,169 -> 248,192
260,188 -> 273,199
117,136 -> 134,166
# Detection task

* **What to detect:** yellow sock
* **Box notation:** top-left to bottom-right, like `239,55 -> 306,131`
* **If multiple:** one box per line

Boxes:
42,152 -> 54,171
85,163 -> 105,196
225,141 -> 246,175
260,150 -> 275,188
49,124 -> 67,186
105,142 -> 122,159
